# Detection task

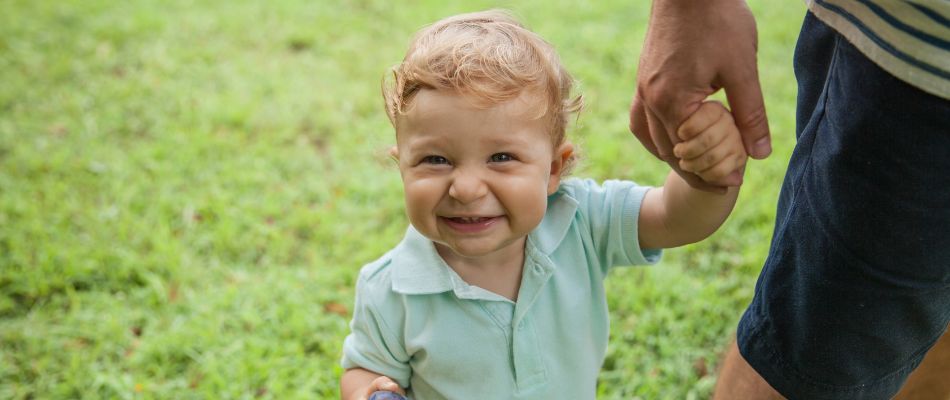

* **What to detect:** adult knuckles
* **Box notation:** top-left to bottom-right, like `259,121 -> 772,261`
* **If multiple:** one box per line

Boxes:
735,103 -> 768,135
637,76 -> 684,116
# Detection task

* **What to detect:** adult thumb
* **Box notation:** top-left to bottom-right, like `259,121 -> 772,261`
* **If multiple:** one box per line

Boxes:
724,73 -> 771,159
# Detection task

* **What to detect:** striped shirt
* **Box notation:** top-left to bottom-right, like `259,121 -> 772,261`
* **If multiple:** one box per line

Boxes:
805,0 -> 950,99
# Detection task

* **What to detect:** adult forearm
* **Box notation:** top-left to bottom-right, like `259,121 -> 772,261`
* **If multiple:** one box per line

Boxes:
649,0 -> 750,26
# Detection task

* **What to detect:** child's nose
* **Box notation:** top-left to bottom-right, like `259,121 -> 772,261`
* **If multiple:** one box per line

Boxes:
448,169 -> 488,204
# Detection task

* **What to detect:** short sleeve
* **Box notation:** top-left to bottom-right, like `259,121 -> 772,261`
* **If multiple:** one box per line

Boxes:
566,178 -> 662,271
340,272 -> 412,388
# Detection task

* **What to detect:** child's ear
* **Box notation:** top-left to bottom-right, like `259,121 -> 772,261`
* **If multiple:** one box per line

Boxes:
548,142 -> 574,195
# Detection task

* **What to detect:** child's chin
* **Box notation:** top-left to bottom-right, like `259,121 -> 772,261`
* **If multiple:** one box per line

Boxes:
436,240 -> 502,258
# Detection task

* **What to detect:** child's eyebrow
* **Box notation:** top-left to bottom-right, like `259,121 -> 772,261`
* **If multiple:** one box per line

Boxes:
400,130 -> 542,150
484,134 -> 537,148
401,134 -> 445,149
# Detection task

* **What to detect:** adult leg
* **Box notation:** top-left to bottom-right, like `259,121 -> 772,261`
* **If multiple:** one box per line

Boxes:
723,12 -> 950,400
713,341 -> 784,400
892,328 -> 950,400
715,329 -> 950,400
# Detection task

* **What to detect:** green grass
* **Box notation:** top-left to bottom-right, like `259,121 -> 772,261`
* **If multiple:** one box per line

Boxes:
0,0 -> 804,398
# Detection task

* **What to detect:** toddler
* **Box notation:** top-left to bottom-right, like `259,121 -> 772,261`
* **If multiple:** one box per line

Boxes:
341,9 -> 746,400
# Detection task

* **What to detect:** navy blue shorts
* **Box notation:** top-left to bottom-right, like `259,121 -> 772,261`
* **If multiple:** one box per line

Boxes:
736,12 -> 950,400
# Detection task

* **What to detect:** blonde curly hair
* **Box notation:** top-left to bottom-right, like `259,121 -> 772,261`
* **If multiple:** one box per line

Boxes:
383,9 -> 583,173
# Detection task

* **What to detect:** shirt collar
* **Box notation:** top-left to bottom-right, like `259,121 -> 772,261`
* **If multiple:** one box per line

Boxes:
389,226 -> 457,295
389,189 -> 579,296
530,189 -> 578,254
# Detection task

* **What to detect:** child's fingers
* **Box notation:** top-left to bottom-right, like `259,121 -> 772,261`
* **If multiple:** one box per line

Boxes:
678,136 -> 743,173
675,99 -> 747,186
674,103 -> 736,159
674,126 -> 728,160
368,376 -> 405,396
676,100 -> 728,141
695,152 -> 747,184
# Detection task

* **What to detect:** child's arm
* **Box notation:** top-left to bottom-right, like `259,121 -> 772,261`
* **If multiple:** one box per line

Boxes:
341,368 -> 406,400
638,101 -> 746,249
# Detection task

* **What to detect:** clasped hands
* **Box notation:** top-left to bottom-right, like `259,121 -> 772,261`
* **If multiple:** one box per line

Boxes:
630,0 -> 772,192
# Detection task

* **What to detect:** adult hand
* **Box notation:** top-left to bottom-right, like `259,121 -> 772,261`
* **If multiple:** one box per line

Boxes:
630,0 -> 770,190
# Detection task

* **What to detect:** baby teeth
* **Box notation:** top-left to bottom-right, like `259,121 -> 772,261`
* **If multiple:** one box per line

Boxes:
454,217 -> 485,223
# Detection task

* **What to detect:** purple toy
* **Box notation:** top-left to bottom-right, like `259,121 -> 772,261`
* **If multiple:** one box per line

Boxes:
368,391 -> 407,400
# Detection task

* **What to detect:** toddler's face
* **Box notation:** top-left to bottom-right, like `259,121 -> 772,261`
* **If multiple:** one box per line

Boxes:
393,89 -> 571,263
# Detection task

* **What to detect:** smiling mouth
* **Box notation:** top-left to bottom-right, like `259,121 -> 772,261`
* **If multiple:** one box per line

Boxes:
447,216 -> 494,223
439,216 -> 500,233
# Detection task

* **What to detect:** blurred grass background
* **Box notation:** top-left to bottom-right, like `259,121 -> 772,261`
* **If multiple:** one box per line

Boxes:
0,0 -> 804,398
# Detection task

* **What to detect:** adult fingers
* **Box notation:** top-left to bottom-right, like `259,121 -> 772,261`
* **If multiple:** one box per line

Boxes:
629,94 -> 660,159
633,88 -> 731,192
646,106 -> 677,163
723,69 -> 771,159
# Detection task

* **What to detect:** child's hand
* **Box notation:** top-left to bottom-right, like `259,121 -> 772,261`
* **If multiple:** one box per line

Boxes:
361,376 -> 406,400
673,101 -> 747,186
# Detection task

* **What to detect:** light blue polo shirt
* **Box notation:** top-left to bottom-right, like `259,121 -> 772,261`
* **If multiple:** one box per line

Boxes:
341,179 -> 661,399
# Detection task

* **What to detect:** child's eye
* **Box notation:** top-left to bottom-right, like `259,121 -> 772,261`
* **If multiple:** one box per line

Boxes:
489,153 -> 514,163
422,155 -> 449,165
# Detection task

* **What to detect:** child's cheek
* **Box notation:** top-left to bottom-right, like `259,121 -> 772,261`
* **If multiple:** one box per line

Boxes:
501,174 -> 550,233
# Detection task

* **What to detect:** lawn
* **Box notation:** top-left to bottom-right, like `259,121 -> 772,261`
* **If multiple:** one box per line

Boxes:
0,0 -> 804,398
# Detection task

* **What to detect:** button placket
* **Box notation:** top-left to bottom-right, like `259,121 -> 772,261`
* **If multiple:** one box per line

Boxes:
510,247 -> 554,391
512,315 -> 546,389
